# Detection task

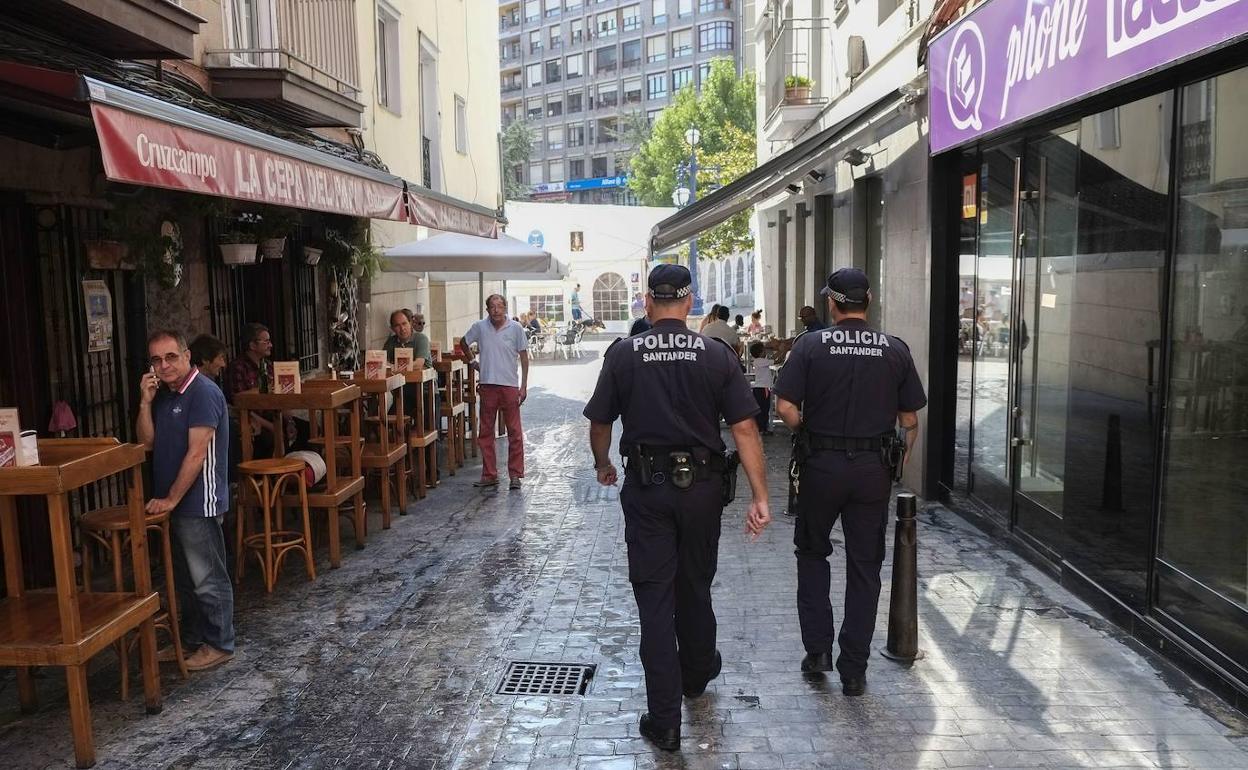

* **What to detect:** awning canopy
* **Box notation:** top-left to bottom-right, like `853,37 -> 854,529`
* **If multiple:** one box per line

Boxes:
428,257 -> 570,282
648,91 -> 900,255
0,60 -> 500,233
383,232 -> 556,274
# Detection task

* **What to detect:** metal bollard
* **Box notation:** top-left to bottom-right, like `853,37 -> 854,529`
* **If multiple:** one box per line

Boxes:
881,493 -> 924,663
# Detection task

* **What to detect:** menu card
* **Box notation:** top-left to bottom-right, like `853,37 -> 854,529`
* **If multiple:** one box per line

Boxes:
273,361 -> 301,394
364,349 -> 387,380
0,408 -> 20,468
393,347 -> 414,373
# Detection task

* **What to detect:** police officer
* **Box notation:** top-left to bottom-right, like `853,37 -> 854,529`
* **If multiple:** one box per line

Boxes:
584,264 -> 772,751
773,267 -> 926,696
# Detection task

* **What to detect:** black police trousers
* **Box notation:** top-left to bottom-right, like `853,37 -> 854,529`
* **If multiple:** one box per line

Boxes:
620,470 -> 723,730
794,449 -> 891,678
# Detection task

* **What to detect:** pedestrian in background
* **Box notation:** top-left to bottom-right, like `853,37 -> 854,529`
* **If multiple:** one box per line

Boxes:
749,341 -> 773,436
136,330 -> 234,672
463,294 -> 529,490
773,268 -> 926,696
584,264 -> 771,751
224,322 -> 280,457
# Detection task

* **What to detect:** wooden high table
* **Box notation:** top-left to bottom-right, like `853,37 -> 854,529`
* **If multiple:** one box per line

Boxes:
234,382 -> 365,568
0,438 -> 161,768
350,371 -> 407,529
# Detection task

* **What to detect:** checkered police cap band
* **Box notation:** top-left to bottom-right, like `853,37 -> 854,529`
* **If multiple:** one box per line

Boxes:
820,285 -> 867,304
649,284 -> 691,300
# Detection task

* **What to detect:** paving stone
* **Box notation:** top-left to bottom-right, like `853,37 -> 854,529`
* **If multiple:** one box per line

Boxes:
0,339 -> 1245,769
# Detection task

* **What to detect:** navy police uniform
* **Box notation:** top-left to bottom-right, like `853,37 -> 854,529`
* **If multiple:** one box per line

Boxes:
583,265 -> 757,734
773,268 -> 926,683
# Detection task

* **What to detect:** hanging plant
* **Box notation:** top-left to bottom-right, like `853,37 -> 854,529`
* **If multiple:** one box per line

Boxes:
322,218 -> 386,280
101,193 -> 184,289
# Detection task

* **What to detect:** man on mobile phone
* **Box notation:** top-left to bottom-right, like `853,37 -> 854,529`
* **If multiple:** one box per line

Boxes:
137,330 -> 234,672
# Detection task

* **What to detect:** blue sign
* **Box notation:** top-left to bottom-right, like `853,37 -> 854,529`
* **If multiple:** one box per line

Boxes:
527,230 -> 544,248
566,175 -> 629,192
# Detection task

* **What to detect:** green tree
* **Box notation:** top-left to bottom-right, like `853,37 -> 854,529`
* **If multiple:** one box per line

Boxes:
611,110 -> 653,168
501,120 -> 537,199
627,58 -> 756,259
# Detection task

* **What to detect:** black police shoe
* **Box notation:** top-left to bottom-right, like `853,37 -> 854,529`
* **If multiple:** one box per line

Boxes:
800,652 -> 834,673
682,650 -> 722,698
841,674 -> 866,696
639,713 -> 681,751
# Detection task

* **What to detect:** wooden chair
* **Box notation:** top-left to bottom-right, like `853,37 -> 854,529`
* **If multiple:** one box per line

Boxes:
80,505 -> 187,699
405,367 -> 440,499
235,458 -> 315,593
356,371 -> 408,526
434,359 -> 467,474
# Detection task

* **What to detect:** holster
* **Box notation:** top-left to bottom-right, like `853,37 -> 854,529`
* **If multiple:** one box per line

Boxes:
721,450 -> 740,505
788,427 -> 811,515
621,443 -> 721,488
883,430 -> 906,483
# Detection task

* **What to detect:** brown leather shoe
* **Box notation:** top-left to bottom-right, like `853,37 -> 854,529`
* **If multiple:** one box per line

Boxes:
184,645 -> 233,672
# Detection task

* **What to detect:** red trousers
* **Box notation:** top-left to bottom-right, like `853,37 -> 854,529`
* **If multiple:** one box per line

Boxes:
478,384 -> 524,480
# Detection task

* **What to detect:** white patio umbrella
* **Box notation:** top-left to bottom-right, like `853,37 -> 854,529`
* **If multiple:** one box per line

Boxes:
383,233 -> 562,315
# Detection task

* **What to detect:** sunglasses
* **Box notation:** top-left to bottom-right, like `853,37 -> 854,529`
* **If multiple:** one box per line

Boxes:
148,352 -> 184,367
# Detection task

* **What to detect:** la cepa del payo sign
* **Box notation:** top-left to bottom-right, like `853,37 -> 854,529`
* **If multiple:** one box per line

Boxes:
929,0 -> 1248,154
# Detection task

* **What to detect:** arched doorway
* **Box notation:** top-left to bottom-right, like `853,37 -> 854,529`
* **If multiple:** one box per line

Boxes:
592,272 -> 629,321
706,265 -> 718,305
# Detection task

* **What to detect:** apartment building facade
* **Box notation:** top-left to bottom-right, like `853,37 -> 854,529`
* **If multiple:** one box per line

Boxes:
499,0 -> 747,205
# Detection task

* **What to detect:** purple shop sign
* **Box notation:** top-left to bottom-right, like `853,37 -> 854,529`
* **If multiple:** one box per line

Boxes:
929,0 -> 1248,154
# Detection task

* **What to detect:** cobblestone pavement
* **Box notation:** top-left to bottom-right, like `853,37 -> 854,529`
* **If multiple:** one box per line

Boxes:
2,340 -> 1247,769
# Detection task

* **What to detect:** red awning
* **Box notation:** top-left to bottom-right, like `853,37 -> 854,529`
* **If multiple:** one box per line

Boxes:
405,186 -> 498,239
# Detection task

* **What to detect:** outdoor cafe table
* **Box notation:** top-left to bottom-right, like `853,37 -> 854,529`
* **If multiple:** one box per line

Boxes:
0,438 -> 161,768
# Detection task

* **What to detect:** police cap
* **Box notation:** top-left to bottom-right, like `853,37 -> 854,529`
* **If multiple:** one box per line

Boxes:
648,264 -> 692,300
820,267 -> 870,305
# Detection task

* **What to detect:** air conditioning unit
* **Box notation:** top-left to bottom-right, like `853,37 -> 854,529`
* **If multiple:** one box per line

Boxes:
847,36 -> 867,78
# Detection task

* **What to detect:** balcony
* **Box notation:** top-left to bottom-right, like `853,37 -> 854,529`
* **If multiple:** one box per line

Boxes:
206,0 -> 363,127
499,14 -> 521,34
0,0 -> 204,59
763,17 -> 829,142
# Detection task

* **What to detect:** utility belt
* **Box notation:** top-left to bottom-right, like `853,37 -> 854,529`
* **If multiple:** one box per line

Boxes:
788,429 -> 905,511
620,442 -> 740,504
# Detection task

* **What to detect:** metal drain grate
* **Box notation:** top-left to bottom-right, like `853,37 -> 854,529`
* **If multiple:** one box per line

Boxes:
497,662 -> 595,696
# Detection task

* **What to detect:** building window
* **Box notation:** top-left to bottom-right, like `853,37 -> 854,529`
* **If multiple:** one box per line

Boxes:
647,72 -> 667,100
568,90 -> 584,113
524,0 -> 539,22
592,156 -> 608,177
526,96 -> 543,119
529,162 -> 544,184
698,61 -> 712,85
548,160 -> 565,182
678,0 -> 693,16
672,66 -> 692,92
565,0 -> 582,9
597,82 -> 619,108
547,94 -> 563,117
545,58 -> 562,83
646,35 -> 667,62
546,125 -> 564,150
652,0 -> 667,24
549,25 -> 563,49
376,5 -> 401,112
671,28 -> 692,58
622,39 -> 642,69
570,18 -> 585,44
526,63 -> 542,87
735,255 -> 745,294
646,108 -> 662,124
569,158 -> 585,178
595,46 -> 618,74
544,0 -> 560,17
593,272 -> 630,321
454,95 -> 467,154
614,156 -> 627,175
530,294 -> 565,322
698,21 -> 732,51
698,0 -> 730,10
597,12 -> 618,37
566,53 -> 584,79
879,0 -> 901,23
529,30 -> 543,54
622,4 -> 641,31
567,122 -> 585,146
624,77 -> 642,104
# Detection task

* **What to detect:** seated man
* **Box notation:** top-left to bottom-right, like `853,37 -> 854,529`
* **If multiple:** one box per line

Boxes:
703,305 -> 743,356
384,308 -> 431,415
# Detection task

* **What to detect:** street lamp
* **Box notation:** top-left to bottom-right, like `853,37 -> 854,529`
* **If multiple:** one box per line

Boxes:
679,126 -> 704,315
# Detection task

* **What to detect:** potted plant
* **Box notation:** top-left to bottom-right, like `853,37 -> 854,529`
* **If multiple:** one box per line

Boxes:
302,245 -> 323,266
255,205 -> 300,260
219,230 -> 259,265
785,74 -> 814,102
97,195 -> 183,286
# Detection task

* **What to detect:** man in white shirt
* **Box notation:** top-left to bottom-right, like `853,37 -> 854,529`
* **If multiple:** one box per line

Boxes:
702,305 -> 743,356
462,294 -> 530,489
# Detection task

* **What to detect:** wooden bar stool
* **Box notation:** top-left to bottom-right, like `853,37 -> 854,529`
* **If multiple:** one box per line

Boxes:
457,355 -> 480,460
435,359 -> 467,475
357,372 -> 407,528
80,505 -> 188,699
235,458 -> 315,593
406,367 -> 440,499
